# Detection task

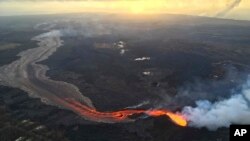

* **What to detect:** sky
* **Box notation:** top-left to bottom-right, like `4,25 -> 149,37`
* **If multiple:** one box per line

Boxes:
0,0 -> 249,20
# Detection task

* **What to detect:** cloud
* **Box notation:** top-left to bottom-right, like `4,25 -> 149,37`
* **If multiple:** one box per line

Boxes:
216,0 -> 242,17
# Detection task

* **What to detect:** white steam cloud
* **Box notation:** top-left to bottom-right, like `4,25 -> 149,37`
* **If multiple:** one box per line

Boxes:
182,76 -> 250,130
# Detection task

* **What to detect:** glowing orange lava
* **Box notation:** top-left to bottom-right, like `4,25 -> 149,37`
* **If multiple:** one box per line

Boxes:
62,98 -> 187,127
166,112 -> 187,127
146,110 -> 187,127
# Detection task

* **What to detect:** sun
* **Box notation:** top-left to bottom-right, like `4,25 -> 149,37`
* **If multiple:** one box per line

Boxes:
126,0 -> 167,14
131,5 -> 145,14
123,0 -> 146,14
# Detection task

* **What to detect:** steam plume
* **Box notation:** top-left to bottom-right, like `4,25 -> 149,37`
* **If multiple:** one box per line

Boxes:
182,76 -> 250,130
216,0 -> 241,17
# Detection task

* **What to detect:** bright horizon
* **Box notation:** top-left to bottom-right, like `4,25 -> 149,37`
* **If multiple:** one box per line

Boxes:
0,0 -> 249,20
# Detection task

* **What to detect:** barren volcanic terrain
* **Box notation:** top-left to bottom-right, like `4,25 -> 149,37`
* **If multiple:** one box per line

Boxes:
1,13 -> 250,141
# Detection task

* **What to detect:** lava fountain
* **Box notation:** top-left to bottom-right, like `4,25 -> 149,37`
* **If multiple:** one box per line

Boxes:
146,110 -> 187,127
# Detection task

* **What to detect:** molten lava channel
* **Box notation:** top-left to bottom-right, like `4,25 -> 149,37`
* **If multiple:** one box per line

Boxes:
64,99 -> 187,127
0,28 -> 187,128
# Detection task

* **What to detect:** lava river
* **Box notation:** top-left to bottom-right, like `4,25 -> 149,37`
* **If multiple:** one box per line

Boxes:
0,28 -> 187,127
62,98 -> 187,127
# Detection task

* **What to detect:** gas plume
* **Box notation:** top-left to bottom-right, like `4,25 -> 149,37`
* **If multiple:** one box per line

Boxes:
182,76 -> 250,130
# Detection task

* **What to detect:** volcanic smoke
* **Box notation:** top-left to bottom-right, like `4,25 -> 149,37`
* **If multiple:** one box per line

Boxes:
181,76 -> 250,130
216,0 -> 241,17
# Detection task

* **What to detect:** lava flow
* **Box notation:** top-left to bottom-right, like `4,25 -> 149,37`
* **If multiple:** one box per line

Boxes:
63,98 -> 187,127
146,110 -> 187,127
